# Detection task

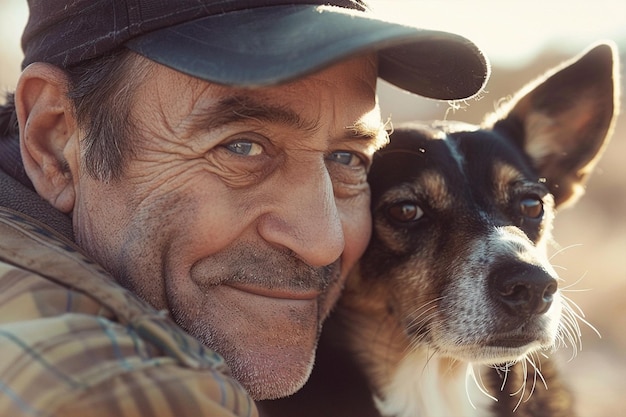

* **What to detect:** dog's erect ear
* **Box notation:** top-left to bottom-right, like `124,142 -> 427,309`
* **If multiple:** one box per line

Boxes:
486,42 -> 620,208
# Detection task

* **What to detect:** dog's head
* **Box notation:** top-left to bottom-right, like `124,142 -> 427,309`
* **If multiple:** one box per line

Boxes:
363,124 -> 565,364
341,43 -> 619,377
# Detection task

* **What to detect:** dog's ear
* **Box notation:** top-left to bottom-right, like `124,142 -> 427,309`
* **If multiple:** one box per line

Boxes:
486,42 -> 620,208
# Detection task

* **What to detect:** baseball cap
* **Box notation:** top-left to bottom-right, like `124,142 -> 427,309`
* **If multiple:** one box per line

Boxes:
21,0 -> 490,100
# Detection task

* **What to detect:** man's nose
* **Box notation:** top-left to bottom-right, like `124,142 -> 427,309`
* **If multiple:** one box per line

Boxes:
258,167 -> 345,267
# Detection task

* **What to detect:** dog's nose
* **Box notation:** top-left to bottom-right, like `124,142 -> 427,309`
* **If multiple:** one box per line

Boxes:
490,262 -> 558,316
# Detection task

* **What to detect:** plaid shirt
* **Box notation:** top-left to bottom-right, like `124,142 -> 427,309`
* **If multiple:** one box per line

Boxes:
0,207 -> 258,417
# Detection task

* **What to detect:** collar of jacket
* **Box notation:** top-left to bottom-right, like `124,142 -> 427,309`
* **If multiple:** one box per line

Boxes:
0,167 -> 73,241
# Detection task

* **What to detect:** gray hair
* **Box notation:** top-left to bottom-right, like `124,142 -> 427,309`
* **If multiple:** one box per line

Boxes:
0,49 -> 151,182
66,49 -> 151,181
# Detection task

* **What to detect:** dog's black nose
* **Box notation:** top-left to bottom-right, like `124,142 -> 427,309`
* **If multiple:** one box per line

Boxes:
490,262 -> 558,316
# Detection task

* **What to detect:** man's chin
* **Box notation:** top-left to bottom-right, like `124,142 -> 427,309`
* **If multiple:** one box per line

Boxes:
175,284 -> 324,400
229,346 -> 317,400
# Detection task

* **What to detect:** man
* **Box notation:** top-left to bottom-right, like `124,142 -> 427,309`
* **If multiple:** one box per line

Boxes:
0,1 -> 488,416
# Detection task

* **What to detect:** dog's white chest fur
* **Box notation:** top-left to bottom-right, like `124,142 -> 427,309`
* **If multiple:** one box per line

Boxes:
375,352 -> 490,417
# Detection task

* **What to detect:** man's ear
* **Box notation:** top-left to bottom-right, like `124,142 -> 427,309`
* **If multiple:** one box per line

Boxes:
16,62 -> 78,214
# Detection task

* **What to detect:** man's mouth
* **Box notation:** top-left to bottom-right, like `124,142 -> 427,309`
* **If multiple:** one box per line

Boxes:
225,283 -> 321,301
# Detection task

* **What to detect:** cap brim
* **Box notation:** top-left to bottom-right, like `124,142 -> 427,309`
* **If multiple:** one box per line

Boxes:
125,5 -> 489,100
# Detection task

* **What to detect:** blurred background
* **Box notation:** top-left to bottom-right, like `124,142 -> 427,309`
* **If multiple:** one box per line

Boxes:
2,0 -> 624,415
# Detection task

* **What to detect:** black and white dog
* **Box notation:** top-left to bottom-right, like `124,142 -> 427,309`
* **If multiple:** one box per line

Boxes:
259,42 -> 619,417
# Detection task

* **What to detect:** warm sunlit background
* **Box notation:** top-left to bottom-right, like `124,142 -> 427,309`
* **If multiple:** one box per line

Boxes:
2,1 -> 625,416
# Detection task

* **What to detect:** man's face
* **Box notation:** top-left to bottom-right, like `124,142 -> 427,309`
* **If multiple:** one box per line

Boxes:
70,54 -> 384,399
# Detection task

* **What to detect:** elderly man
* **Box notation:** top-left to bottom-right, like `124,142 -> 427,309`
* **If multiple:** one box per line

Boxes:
0,0 -> 488,415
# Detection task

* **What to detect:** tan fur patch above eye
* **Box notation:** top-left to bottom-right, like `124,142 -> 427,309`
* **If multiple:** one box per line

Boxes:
379,170 -> 452,211
420,171 -> 452,211
493,162 -> 524,206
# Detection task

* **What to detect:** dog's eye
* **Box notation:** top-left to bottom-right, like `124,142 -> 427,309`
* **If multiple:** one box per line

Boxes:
387,202 -> 424,222
519,197 -> 543,219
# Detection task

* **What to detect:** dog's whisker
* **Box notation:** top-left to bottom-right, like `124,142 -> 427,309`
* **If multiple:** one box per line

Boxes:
561,294 -> 601,339
554,331 -> 570,353
554,269 -> 595,332
410,345 -> 439,380
561,293 -> 591,320
492,362 -> 511,392
554,292 -> 601,363
465,366 -> 480,410
559,314 -> 582,350
561,288 -> 594,293
557,314 -> 582,357
405,305 -> 438,331
523,352 -> 546,406
522,359 -> 536,406
559,272 -> 590,290
529,353 -> 547,391
406,311 -> 438,335
405,307 -> 439,340
527,357 -> 539,403
400,295 -> 441,347
475,365 -> 497,402
548,243 -> 584,261
465,364 -> 498,410
511,361 -> 526,412
405,297 -> 442,324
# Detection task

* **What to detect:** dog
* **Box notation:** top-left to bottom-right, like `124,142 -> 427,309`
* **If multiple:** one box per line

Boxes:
257,42 -> 619,417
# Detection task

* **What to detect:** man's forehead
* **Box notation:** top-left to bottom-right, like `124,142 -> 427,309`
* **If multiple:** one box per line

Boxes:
139,54 -> 383,141
142,51 -> 378,103
209,52 -> 378,94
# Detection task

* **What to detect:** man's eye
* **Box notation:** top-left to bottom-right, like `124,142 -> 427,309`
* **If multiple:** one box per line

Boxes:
327,151 -> 362,167
225,141 -> 264,156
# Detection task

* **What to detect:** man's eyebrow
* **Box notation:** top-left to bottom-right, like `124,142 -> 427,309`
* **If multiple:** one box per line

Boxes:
345,119 -> 391,151
190,94 -> 389,149
190,95 -> 320,133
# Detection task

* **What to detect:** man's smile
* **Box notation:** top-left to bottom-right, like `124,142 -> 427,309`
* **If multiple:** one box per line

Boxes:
225,283 -> 321,301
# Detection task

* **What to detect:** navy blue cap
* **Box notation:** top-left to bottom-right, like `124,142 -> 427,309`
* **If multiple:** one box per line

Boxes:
22,0 -> 490,100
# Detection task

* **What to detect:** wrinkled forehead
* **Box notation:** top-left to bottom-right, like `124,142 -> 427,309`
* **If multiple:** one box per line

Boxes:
130,52 -> 384,146
135,52 -> 379,109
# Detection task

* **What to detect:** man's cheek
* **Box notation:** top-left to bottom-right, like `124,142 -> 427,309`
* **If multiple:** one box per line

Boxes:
340,201 -> 372,276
